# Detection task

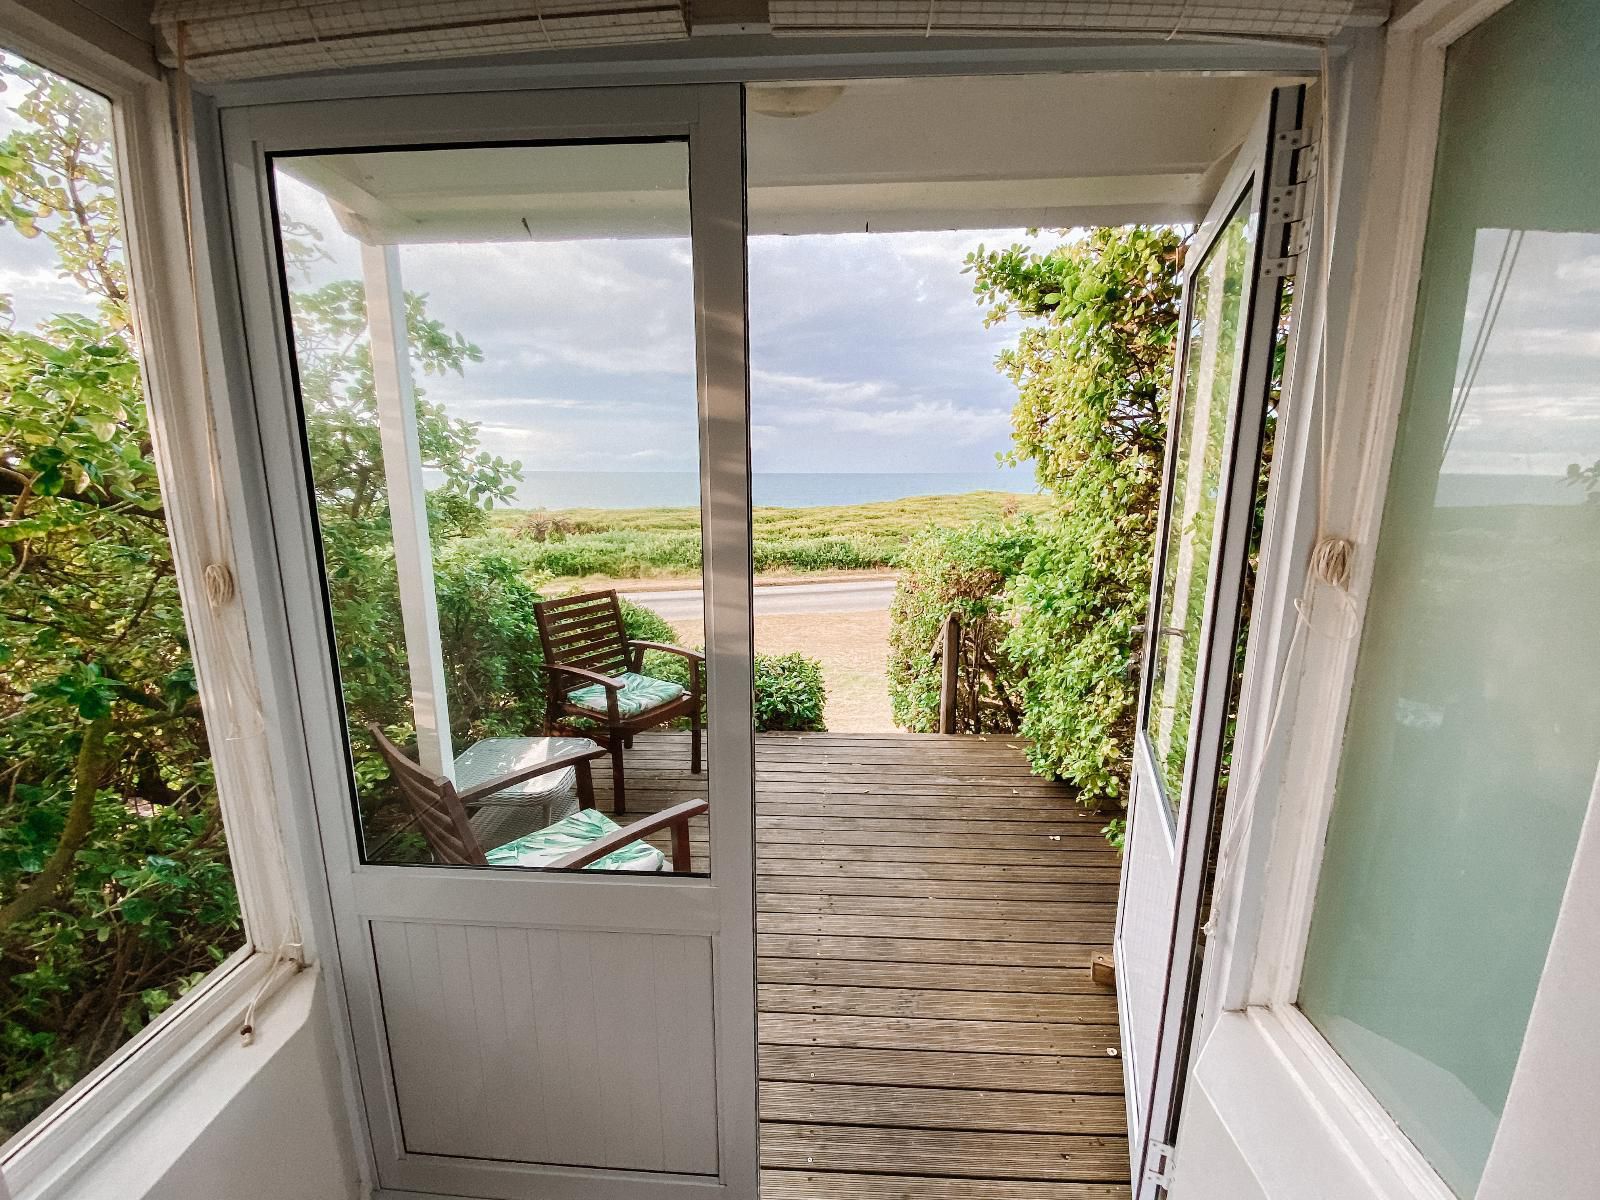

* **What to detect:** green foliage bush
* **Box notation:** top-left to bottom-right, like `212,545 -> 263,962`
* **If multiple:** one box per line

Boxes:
970,226 -> 1183,806
0,61 -> 244,1136
979,227 -> 1184,809
884,227 -> 1183,817
485,492 -> 1048,583
886,520 -> 1039,733
753,653 -> 827,732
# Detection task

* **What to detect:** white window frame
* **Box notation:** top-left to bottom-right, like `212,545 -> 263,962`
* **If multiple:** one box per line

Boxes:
0,7 -> 347,1197
1187,2 -> 1560,1198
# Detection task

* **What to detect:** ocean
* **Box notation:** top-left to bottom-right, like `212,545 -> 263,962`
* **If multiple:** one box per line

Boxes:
512,469 -> 1039,510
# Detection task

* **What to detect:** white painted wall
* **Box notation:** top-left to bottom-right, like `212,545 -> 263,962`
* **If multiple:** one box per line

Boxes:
61,973 -> 361,1200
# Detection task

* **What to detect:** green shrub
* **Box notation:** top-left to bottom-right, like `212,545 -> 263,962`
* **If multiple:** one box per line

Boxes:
966,226 -> 1183,813
487,492 -> 1051,583
1003,506 -> 1155,805
753,653 -> 827,732
886,520 -> 1038,733
433,545 -> 548,741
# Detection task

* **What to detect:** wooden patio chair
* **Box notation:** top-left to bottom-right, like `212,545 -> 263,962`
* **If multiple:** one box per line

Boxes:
533,589 -> 703,813
368,723 -> 706,872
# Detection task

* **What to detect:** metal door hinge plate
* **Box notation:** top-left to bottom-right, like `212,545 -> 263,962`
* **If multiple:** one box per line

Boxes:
1267,182 -> 1308,225
1146,1139 -> 1177,1190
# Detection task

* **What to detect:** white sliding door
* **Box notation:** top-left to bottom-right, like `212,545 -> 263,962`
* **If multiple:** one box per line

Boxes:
222,85 -> 757,1199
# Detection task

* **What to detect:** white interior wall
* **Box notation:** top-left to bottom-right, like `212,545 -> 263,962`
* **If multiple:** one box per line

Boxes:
58,975 -> 361,1200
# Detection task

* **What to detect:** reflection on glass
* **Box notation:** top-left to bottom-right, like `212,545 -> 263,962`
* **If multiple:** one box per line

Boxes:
1146,195 -> 1255,809
272,141 -> 709,874
1299,0 -> 1600,1191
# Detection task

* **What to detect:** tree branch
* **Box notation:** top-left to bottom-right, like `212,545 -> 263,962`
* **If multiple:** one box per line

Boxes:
0,717 -> 112,931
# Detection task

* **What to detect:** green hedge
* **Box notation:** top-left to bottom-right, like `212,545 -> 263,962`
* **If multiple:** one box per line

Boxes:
464,528 -> 900,580
753,653 -> 827,732
882,511 -> 1152,807
1004,504 -> 1155,806
886,520 -> 1039,733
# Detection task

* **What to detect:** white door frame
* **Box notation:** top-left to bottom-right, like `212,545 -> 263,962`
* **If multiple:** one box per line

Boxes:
219,84 -> 757,1199
1116,83 -> 1305,1195
1172,2 -> 1599,1197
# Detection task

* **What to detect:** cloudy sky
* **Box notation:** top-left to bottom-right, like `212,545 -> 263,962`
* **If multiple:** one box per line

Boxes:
273,172 -> 1034,486
1440,226 -> 1600,482
5,64 -> 1598,505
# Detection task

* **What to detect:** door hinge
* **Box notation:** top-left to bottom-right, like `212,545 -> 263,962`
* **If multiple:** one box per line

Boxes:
1260,254 -> 1298,279
1267,182 -> 1308,226
1146,1139 -> 1177,1191
1260,123 -> 1317,282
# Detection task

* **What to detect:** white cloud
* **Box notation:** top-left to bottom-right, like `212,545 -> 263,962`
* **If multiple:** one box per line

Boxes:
268,170 -> 1035,479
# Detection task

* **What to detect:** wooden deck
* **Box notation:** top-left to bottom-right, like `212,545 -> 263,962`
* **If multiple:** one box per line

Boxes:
595,731 -> 1130,1199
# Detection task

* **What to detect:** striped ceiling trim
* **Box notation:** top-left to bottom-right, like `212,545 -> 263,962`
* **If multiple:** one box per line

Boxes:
767,1 -> 1388,40
152,1 -> 688,81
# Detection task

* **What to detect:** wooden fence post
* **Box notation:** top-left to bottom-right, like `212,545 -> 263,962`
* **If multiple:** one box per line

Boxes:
938,613 -> 960,734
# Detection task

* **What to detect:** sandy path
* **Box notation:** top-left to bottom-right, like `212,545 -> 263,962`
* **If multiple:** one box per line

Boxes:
668,609 -> 895,733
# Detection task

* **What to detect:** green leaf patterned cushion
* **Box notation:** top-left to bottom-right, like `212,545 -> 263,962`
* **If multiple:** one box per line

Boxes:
566,670 -> 685,718
484,806 -> 666,872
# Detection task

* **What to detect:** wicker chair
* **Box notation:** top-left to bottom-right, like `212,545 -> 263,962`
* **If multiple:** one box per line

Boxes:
367,724 -> 705,872
534,589 -> 703,813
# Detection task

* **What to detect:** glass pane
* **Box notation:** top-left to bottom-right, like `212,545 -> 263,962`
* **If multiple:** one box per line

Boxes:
1145,193 -> 1256,809
1298,0 -> 1600,1191
271,141 -> 709,874
0,52 -> 242,1140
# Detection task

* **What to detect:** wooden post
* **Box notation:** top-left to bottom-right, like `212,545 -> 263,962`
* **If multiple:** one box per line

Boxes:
938,613 -> 960,735
361,242 -> 454,780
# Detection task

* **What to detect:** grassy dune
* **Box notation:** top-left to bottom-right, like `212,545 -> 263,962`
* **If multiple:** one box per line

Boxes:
482,491 -> 1047,583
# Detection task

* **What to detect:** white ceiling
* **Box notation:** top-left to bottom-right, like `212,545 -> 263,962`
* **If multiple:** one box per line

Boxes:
280,70 -> 1294,241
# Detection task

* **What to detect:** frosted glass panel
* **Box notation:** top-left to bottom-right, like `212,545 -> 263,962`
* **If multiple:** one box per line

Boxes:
1298,1 -> 1600,1194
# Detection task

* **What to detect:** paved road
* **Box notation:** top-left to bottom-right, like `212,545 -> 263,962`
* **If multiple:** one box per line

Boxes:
621,577 -> 896,622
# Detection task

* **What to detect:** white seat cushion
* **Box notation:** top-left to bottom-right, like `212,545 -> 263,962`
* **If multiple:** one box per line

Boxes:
456,736 -> 597,846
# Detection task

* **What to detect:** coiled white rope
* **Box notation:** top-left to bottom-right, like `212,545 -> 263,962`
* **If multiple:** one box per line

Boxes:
173,26 -> 306,1037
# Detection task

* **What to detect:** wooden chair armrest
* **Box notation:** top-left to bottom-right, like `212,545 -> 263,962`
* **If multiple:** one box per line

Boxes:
538,662 -> 625,690
456,744 -> 609,807
549,798 -> 708,872
628,640 -> 705,663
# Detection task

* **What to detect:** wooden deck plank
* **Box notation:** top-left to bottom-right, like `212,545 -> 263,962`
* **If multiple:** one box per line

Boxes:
758,844 -> 1121,867
759,984 -> 1119,1024
757,857 -> 1120,884
757,873 -> 1121,903
756,958 -> 1110,996
760,1082 -> 1127,1134
758,934 -> 1104,968
759,892 -> 1114,923
762,1172 -> 1130,1200
756,826 -> 1112,850
592,730 -> 1127,1195
760,1124 -> 1129,1182
757,912 -> 1116,944
761,1013 -> 1120,1057
759,1045 -> 1125,1094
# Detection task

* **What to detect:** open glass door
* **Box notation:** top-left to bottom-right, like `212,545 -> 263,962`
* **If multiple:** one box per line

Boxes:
1115,84 -> 1306,1197
223,86 -> 756,1198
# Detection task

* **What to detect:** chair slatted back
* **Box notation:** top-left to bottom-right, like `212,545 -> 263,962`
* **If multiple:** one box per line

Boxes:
536,590 -> 631,678
366,723 -> 487,866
